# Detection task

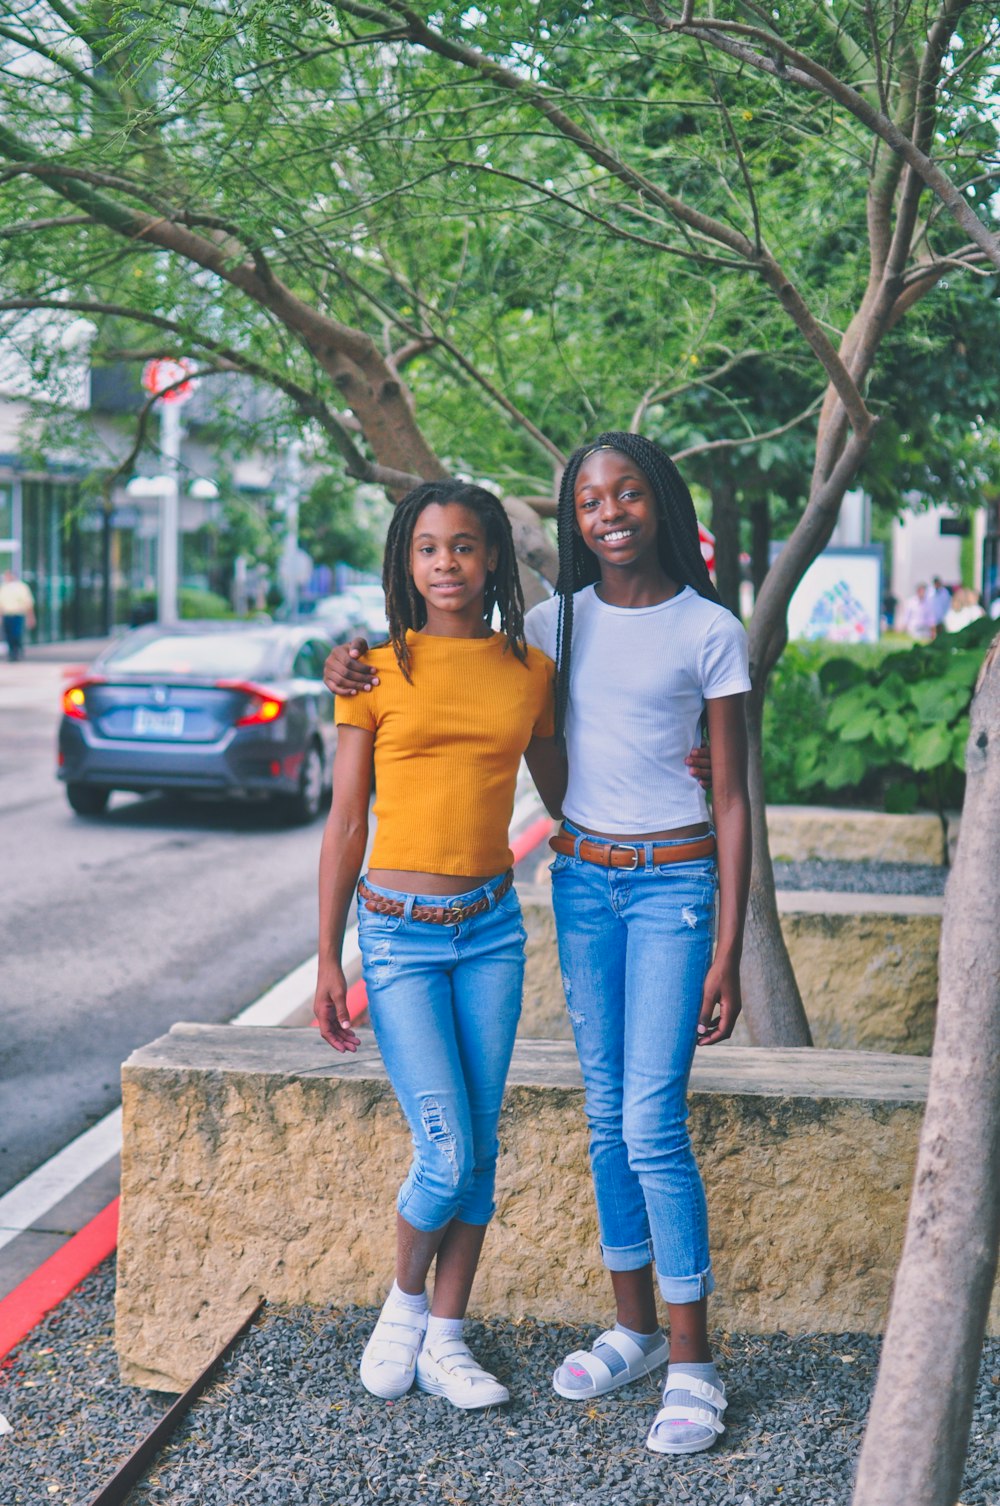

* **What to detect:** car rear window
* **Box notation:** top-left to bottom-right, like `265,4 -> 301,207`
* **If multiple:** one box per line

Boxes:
103,633 -> 278,679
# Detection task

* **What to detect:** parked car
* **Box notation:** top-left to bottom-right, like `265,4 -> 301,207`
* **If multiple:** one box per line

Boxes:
311,585 -> 389,645
58,622 -> 336,823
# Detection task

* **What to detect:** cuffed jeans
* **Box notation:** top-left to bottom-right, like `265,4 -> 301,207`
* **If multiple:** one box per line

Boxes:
358,875 -> 525,1233
551,826 -> 717,1304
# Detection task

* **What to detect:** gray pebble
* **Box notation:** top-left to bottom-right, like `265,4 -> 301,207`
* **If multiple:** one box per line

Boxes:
3,1259 -> 999,1504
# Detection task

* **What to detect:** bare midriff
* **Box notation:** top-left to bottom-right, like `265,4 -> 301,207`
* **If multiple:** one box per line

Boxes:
367,868 -> 500,896
569,820 -> 711,843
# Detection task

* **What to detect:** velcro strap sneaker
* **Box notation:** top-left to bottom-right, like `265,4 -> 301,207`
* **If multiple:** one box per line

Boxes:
416,1337 -> 510,1410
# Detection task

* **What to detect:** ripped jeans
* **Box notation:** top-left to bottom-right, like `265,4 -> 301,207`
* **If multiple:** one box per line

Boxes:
357,875 -> 525,1233
551,826 -> 717,1304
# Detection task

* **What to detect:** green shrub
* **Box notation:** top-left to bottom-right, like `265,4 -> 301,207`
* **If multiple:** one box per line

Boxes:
129,587 -> 235,623
763,617 -> 996,813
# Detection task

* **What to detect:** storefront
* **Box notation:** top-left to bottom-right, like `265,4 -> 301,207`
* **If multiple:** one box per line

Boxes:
0,469 -> 144,643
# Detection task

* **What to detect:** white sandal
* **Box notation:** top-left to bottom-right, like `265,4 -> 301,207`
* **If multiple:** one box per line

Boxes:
359,1299 -> 427,1400
645,1371 -> 727,1455
552,1328 -> 670,1400
416,1336 -> 510,1410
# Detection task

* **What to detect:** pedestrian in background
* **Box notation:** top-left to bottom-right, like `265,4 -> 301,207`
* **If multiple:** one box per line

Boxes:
899,582 -> 935,641
929,574 -> 953,638
944,587 -> 985,634
0,569 -> 36,661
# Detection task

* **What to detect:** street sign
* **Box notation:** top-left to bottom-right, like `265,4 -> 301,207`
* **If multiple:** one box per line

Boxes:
141,358 -> 196,405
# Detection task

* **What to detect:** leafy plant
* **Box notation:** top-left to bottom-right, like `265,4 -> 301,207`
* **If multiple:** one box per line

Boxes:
763,619 -> 996,813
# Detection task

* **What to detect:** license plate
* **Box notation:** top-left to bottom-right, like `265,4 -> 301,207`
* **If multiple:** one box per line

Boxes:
133,706 -> 185,737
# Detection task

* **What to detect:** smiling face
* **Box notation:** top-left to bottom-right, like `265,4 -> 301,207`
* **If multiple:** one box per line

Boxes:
573,447 -> 662,572
409,502 -> 498,627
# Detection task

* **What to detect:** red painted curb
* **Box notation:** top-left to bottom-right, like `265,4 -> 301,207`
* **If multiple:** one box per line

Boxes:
510,813 -> 555,866
0,1197 -> 120,1361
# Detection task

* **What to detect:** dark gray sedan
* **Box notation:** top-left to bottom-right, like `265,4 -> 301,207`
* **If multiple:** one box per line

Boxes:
58,622 -> 337,822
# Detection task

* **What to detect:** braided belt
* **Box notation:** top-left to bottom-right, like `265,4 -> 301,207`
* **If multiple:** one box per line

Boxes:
358,869 -> 514,925
549,830 -> 716,870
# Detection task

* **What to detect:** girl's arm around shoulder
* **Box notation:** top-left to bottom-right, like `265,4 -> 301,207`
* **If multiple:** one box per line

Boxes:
698,692 -> 751,1047
315,725 -> 374,1053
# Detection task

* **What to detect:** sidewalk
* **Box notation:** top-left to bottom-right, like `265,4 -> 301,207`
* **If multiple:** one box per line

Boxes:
0,638 -> 110,710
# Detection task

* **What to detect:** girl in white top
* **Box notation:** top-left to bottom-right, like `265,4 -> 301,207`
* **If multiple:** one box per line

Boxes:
523,431 -> 750,1458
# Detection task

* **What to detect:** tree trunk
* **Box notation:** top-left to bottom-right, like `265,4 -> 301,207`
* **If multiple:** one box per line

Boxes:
710,476 -> 741,615
852,635 -> 1000,1506
739,683 -> 813,1045
749,494 -> 770,600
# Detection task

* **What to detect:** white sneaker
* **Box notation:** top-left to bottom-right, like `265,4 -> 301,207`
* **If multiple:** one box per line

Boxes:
359,1296 -> 427,1400
415,1336 -> 510,1410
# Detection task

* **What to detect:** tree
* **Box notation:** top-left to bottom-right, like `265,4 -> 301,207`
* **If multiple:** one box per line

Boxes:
851,632 -> 1000,1506
1,1 -> 997,1041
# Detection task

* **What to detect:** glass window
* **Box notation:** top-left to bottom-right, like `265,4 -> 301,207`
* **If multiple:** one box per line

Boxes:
0,483 -> 13,540
104,631 -> 278,679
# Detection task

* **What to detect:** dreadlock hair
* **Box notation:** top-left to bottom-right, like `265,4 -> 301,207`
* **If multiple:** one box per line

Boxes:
382,479 -> 527,681
554,431 -> 723,742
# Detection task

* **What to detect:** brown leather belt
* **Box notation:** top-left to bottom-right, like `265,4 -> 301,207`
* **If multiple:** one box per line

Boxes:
549,830 -> 716,870
358,869 -> 514,925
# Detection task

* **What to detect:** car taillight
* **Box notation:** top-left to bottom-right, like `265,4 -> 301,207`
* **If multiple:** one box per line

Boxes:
220,681 -> 287,727
62,679 -> 103,720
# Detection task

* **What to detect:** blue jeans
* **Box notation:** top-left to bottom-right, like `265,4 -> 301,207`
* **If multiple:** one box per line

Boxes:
358,875 -> 525,1233
551,825 -> 717,1304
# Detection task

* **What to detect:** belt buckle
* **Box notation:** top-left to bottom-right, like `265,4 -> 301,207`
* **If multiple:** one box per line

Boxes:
610,843 -> 640,871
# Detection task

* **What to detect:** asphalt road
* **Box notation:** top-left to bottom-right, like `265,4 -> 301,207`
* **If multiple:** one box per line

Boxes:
0,649 -> 330,1196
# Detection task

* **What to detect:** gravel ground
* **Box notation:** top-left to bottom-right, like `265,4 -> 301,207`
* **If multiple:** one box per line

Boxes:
772,859 -> 947,896
4,1259 -> 1000,1505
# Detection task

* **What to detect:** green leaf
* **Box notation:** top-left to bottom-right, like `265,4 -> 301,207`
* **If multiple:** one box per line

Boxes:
818,657 -> 865,694
840,712 -> 879,744
817,742 -> 867,790
909,723 -> 955,771
911,680 -> 970,725
952,716 -> 971,771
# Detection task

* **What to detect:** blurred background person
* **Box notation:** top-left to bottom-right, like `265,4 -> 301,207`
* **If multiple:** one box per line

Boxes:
0,569 -> 36,662
944,587 -> 985,634
899,581 -> 935,641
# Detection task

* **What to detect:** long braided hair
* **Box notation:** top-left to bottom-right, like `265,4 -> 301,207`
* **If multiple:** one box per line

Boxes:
554,431 -> 722,741
382,479 -> 527,680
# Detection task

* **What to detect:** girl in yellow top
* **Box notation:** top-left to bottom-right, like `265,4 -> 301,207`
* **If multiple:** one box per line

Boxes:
314,479 -> 560,1411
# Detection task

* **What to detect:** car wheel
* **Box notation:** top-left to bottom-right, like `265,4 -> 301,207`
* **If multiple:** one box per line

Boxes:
67,783 -> 111,816
280,743 -> 324,824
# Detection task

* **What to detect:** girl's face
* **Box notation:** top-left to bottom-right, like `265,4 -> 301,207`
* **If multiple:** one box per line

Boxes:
573,449 -> 660,570
409,502 -> 498,621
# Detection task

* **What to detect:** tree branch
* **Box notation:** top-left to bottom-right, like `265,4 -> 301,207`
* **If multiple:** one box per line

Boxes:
643,1 -> 1000,271
671,395 -> 823,461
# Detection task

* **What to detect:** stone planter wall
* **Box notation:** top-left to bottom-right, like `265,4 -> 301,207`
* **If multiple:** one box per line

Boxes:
519,885 -> 941,1055
114,1024 -> 992,1394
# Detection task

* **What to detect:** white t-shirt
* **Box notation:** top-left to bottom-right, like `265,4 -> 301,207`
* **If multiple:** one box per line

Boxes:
525,584 -> 750,832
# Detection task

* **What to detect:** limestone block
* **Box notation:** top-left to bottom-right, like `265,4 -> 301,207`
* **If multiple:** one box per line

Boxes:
519,886 -> 941,1054
116,1027 -> 1000,1393
766,805 -> 946,865
519,884 -> 571,1040
777,891 -> 941,1055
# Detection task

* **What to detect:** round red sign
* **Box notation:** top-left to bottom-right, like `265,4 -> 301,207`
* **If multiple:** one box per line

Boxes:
141,358 -> 196,404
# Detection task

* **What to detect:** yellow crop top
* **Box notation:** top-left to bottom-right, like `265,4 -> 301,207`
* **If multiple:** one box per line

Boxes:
335,629 -> 555,875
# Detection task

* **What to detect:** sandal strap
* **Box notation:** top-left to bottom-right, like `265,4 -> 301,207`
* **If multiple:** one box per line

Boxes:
560,1346 -> 615,1389
590,1327 -> 652,1368
663,1373 -> 728,1413
653,1402 -> 726,1435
